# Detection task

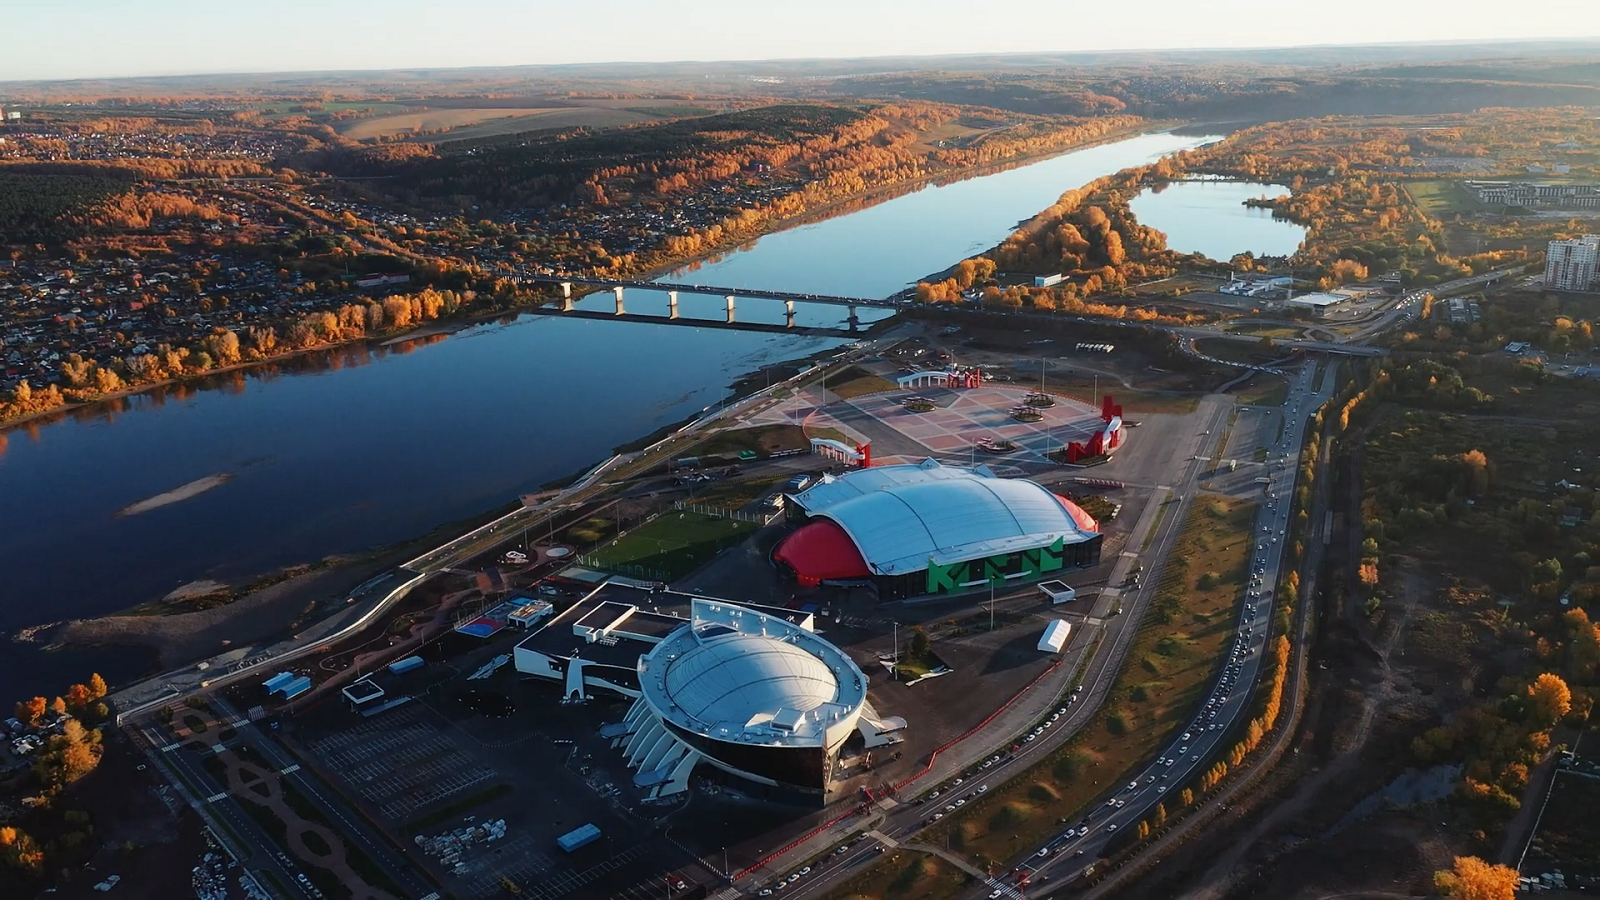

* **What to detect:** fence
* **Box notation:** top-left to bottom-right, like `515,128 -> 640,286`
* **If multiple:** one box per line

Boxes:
671,501 -> 779,525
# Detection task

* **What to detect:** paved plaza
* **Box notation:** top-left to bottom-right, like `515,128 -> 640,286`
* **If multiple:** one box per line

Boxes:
749,383 -> 1111,466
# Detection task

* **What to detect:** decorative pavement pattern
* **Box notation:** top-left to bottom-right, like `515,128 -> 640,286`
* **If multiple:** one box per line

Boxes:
757,385 -> 1111,466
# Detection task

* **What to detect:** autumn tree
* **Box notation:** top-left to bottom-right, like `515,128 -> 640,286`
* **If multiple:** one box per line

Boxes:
65,683 -> 93,711
15,697 -> 46,726
88,673 -> 107,700
1434,856 -> 1518,900
0,826 -> 44,875
1526,673 -> 1572,725
33,719 -> 103,791
910,626 -> 931,661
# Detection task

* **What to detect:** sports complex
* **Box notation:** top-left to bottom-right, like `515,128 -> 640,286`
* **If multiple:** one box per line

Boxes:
756,366 -> 1122,600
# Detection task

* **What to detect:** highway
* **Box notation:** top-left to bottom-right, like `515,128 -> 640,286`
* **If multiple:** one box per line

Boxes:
208,695 -> 436,899
131,720 -> 315,900
763,388 -> 1242,898
992,362 -> 1333,897
758,361 -> 1333,900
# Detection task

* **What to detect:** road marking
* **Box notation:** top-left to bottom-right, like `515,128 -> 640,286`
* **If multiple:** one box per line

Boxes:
866,830 -> 898,848
162,743 -> 180,752
280,764 -> 300,775
207,792 -> 227,802
213,743 -> 227,754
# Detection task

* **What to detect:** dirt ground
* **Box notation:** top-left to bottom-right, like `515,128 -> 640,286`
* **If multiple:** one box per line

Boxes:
54,564 -> 356,668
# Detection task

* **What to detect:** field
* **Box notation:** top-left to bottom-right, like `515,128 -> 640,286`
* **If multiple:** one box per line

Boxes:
1224,322 -> 1308,340
583,510 -> 758,582
829,852 -> 973,900
693,423 -> 809,460
339,107 -> 655,141
915,495 -> 1255,871
1404,179 -> 1481,214
1237,375 -> 1289,407
823,365 -> 897,401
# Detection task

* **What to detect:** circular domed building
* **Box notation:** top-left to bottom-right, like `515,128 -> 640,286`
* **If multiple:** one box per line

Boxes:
613,597 -> 902,803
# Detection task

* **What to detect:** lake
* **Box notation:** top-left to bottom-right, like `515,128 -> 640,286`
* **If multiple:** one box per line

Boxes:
1129,179 -> 1307,262
0,129 -> 1216,698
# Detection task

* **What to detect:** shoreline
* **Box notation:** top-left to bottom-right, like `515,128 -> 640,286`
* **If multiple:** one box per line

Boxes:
0,121 -> 1172,434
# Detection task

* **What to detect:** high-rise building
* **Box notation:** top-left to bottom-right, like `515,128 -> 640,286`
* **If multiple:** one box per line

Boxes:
1546,236 -> 1600,292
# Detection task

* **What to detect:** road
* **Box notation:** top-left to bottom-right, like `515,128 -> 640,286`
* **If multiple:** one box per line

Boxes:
749,362 -> 1332,900
762,386 -> 1243,898
986,362 -> 1331,897
209,695 -> 436,899
130,719 -> 315,900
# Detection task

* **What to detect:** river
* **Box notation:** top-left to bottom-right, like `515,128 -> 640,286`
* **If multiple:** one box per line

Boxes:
0,130 -> 1215,698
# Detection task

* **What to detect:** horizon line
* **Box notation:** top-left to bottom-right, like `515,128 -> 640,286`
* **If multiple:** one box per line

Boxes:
4,35 -> 1599,87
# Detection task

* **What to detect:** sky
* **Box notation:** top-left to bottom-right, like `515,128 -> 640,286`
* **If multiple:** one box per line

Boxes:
6,0 -> 1599,81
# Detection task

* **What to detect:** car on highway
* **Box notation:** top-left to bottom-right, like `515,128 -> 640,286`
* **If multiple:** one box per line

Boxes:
1108,823 -> 1118,832
799,867 -> 811,876
1127,781 -> 1138,791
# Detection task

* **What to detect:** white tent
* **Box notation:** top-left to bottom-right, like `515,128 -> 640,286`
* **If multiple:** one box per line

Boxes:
1037,620 -> 1072,654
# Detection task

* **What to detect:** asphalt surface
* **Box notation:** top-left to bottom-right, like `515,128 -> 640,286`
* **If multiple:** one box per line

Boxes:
131,719 -> 315,900
762,391 -> 1241,899
1000,362 -> 1333,896
760,362 -> 1333,900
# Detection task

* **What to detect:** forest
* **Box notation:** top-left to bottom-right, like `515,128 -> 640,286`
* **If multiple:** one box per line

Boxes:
912,107 -> 1598,319
0,172 -> 134,245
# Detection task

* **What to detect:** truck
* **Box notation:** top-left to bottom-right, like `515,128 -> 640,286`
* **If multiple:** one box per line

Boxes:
557,823 -> 601,853
1034,273 -> 1065,288
784,473 -> 813,493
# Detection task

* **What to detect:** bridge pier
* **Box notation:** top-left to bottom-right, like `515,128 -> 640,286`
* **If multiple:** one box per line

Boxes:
668,290 -> 679,319
725,295 -> 736,324
560,282 -> 574,312
613,286 -> 625,316
785,299 -> 795,329
847,304 -> 859,331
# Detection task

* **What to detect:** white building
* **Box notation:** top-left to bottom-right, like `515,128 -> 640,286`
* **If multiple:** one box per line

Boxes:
1546,236 -> 1600,292
1285,292 -> 1347,314
606,597 -> 904,803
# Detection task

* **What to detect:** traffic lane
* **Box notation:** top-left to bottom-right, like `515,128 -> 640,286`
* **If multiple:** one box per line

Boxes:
160,742 -> 314,899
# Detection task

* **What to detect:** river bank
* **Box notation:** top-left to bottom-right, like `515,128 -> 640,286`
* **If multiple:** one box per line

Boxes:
0,122 -> 1165,436
1,128 -> 1218,701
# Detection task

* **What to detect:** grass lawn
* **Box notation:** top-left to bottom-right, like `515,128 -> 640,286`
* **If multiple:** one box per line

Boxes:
1404,179 -> 1481,214
1193,337 -> 1284,367
1237,376 -> 1289,407
694,423 -> 808,460
827,851 -> 973,900
822,365 -> 896,401
915,495 -> 1255,872
586,511 -> 757,581
806,424 -> 856,446
1041,380 -> 1200,414
1223,322 -> 1306,340
687,473 -> 792,510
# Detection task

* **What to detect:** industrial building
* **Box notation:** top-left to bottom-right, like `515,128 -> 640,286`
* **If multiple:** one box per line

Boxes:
1546,236 -> 1600,292
772,459 -> 1102,600
603,597 -> 904,803
1469,181 -> 1600,210
1285,291 -> 1348,315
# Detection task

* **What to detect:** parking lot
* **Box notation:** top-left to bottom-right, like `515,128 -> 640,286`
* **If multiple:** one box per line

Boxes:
305,704 -> 499,821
